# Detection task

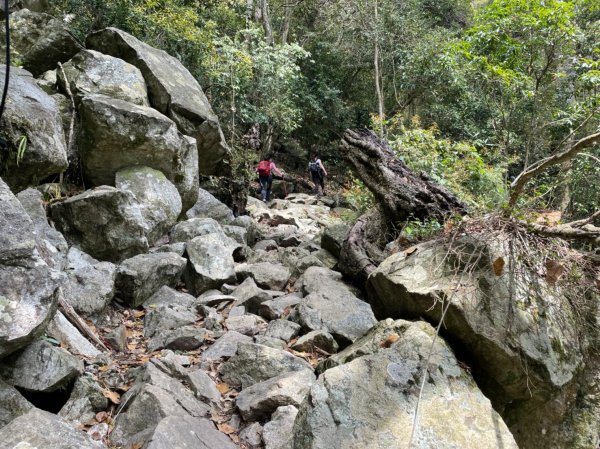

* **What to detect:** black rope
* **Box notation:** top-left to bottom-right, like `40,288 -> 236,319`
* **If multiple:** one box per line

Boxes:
0,0 -> 10,128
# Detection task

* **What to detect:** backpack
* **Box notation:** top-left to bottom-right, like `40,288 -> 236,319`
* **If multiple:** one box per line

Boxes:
309,160 -> 320,174
257,160 -> 271,177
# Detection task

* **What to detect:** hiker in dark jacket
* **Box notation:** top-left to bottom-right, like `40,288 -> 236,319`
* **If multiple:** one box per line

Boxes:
308,153 -> 327,195
256,156 -> 284,202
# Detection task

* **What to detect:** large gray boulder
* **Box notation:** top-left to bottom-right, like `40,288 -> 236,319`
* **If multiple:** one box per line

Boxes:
295,267 -> 376,345
290,320 -> 518,449
220,342 -> 313,389
186,188 -> 235,223
0,65 -> 68,190
0,178 -> 62,358
145,415 -> 238,449
116,252 -> 186,307
236,262 -> 291,291
50,186 -> 148,262
4,9 -> 82,76
86,27 -> 230,175
62,253 -> 116,317
367,238 -> 591,449
16,188 -> 68,269
0,340 -> 83,392
263,405 -> 298,449
0,408 -> 103,449
320,223 -> 350,259
77,93 -> 199,211
58,49 -> 150,105
184,233 -> 237,295
116,166 -> 182,244
170,217 -> 224,243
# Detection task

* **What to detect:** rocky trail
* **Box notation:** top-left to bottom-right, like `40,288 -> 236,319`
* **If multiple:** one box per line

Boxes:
0,7 -> 598,449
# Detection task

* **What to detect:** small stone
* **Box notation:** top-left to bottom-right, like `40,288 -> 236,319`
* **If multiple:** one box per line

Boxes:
224,314 -> 266,336
240,422 -> 263,448
291,330 -> 339,354
265,320 -> 301,342
263,405 -> 299,449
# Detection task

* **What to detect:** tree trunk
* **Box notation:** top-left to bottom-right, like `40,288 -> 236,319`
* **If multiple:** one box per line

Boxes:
338,128 -> 468,282
341,128 -> 467,224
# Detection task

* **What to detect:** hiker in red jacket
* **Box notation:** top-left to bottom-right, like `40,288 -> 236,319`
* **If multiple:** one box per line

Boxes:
256,156 -> 284,202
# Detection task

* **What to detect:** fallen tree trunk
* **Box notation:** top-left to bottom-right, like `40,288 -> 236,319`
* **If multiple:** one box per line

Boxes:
338,129 -> 468,282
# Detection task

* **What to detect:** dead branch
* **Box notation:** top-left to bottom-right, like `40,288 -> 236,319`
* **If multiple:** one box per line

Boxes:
509,132 -> 600,209
521,219 -> 600,245
59,296 -> 109,352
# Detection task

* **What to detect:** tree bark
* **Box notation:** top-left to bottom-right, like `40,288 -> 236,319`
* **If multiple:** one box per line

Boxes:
341,128 -> 467,224
338,128 -> 467,282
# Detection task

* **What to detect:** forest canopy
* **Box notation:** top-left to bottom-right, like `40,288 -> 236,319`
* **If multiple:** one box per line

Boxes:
50,0 -> 600,219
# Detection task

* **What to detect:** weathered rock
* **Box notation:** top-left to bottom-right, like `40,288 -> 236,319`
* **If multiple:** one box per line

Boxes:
116,166 -> 182,243
186,369 -> 222,410
77,93 -> 199,210
232,215 -> 263,246
236,262 -> 291,290
263,405 -> 298,449
196,289 -> 236,307
223,224 -> 248,245
292,330 -> 338,355
0,179 -> 62,358
0,378 -> 33,428
254,335 -> 287,349
265,320 -> 302,342
237,369 -> 315,421
186,188 -> 235,223
320,223 -> 350,259
170,217 -> 224,243
59,374 -> 108,425
0,65 -> 68,190
184,233 -> 236,295
225,314 -> 266,336
58,49 -> 149,105
148,326 -> 205,352
145,415 -> 238,449
151,241 -> 186,256
240,422 -> 263,448
16,188 -> 68,269
199,305 -> 224,331
47,312 -> 102,358
116,252 -> 186,307
0,340 -> 82,392
295,267 -> 376,345
231,278 -> 272,315
290,320 -> 518,449
66,246 -> 98,271
106,324 -> 127,352
62,260 -> 116,317
259,293 -> 302,321
50,186 -> 149,262
201,331 -> 253,365
87,27 -> 230,176
0,408 -> 103,448
1,0 -> 49,16
111,362 -> 210,447
220,342 -> 313,389
4,10 -> 82,76
367,238 -> 588,448
255,239 -> 279,252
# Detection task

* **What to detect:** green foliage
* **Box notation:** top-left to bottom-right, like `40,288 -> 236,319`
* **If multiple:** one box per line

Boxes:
400,218 -> 443,241
387,123 -> 507,211
340,176 -> 375,222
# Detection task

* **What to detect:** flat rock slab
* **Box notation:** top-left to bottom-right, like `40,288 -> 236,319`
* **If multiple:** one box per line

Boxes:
236,369 -> 315,421
0,340 -> 83,392
220,342 -> 313,389
170,217 -> 224,243
236,262 -> 291,291
0,408 -> 103,448
259,293 -> 302,320
292,330 -> 338,354
47,311 -> 102,358
86,27 -> 230,176
50,186 -> 148,262
265,320 -> 301,342
201,331 -> 252,365
186,188 -> 235,223
145,415 -> 238,449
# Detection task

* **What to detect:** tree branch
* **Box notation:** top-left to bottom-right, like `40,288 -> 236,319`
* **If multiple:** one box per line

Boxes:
508,132 -> 600,210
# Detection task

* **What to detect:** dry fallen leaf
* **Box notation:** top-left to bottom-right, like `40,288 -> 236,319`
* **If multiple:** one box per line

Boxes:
217,423 -> 237,434
545,259 -> 564,285
404,246 -> 418,256
95,411 -> 108,422
133,310 -> 145,318
102,388 -> 121,404
380,334 -> 400,348
216,383 -> 231,394
492,257 -> 505,276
